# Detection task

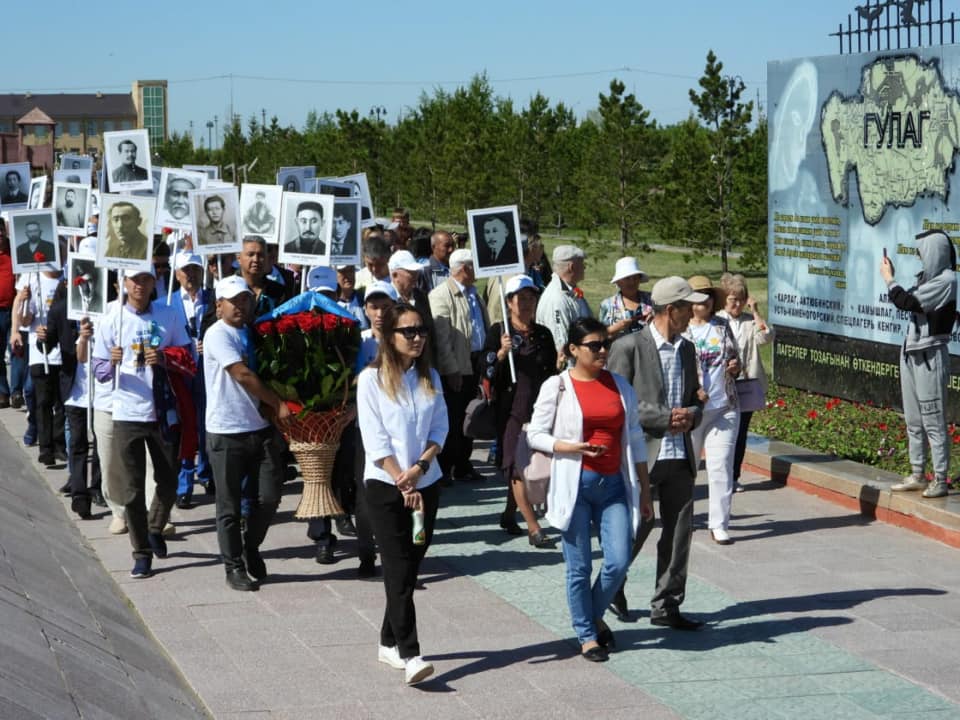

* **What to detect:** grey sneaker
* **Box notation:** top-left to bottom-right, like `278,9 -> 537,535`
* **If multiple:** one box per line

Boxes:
922,479 -> 949,498
891,474 -> 927,492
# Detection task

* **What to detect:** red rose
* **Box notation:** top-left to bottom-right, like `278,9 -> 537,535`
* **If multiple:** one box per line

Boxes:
162,227 -> 174,235
285,400 -> 304,414
255,320 -> 275,336
33,251 -> 45,262
807,409 -> 818,419
322,314 -> 339,331
572,287 -> 584,300
775,399 -> 786,408
275,315 -> 298,335
301,313 -> 324,333
878,423 -> 888,432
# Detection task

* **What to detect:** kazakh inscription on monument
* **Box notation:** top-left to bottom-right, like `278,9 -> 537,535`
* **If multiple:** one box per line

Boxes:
820,56 -> 960,224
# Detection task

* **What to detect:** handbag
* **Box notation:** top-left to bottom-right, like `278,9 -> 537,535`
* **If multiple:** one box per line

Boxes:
463,382 -> 497,440
518,377 -> 565,505
735,378 -> 766,412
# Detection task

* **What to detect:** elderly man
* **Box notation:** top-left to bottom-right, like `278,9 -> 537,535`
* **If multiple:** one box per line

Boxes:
355,235 -> 391,291
429,248 -> 488,484
423,230 -> 455,293
284,201 -> 326,256
104,201 -> 149,260
607,276 -> 706,630
536,244 -> 592,361
162,176 -> 196,224
111,139 -> 148,183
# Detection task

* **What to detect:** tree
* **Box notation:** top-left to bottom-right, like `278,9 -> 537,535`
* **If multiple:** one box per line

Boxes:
686,50 -> 754,271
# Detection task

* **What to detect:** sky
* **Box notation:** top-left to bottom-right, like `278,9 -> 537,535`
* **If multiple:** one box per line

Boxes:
2,0 -> 887,146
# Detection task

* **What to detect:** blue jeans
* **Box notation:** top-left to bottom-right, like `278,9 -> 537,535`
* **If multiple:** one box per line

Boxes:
560,469 -> 631,645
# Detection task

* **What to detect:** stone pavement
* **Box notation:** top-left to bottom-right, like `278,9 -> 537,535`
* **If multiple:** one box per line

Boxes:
1,399 -> 959,719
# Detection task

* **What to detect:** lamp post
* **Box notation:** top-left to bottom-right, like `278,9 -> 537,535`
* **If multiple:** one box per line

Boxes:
369,106 -> 387,214
206,121 -> 214,151
214,115 -> 219,150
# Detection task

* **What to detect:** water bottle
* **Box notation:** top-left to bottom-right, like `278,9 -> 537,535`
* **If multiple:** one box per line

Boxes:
412,509 -> 426,546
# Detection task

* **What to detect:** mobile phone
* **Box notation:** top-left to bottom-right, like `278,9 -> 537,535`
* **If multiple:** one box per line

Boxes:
882,247 -> 888,259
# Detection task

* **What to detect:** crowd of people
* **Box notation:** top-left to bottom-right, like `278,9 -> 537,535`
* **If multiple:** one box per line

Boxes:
0,200 -> 780,682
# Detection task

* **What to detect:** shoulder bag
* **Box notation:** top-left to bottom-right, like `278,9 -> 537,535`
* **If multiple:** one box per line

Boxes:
517,376 -> 565,506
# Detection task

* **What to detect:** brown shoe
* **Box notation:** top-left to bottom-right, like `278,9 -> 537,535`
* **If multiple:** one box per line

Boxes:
0,394 -> 9,409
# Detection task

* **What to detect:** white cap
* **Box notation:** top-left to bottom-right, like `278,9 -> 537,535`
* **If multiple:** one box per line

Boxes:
388,250 -> 422,273
307,266 -> 338,293
216,275 -> 252,300
363,280 -> 399,303
553,245 -> 586,263
504,274 -> 539,296
174,251 -> 203,270
449,249 -> 473,271
610,257 -> 648,284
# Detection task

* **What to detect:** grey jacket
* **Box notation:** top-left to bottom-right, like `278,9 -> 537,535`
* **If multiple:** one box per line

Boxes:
607,324 -> 704,477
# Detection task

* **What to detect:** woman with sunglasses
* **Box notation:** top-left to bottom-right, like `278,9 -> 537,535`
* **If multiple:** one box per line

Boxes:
357,303 -> 448,686
528,318 -> 653,662
480,274 -> 558,546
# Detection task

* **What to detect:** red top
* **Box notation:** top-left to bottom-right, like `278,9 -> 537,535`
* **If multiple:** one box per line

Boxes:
570,371 -> 623,474
0,252 -> 13,309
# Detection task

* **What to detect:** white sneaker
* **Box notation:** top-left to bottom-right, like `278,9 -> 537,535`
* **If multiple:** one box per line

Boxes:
891,474 -> 927,492
161,522 -> 176,537
710,528 -> 733,545
922,479 -> 949,498
377,644 -> 405,670
404,656 -> 434,685
108,516 -> 127,535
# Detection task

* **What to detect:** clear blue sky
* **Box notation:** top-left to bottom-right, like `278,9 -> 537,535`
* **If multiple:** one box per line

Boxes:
4,0 -> 855,145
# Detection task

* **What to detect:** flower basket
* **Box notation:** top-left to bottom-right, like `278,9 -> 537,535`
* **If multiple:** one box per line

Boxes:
287,406 -> 354,519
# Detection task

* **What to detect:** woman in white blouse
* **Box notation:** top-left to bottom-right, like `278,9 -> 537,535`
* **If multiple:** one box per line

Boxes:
357,303 -> 448,686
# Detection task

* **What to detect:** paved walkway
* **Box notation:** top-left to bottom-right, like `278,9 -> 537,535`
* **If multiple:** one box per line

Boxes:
1,400 -> 959,719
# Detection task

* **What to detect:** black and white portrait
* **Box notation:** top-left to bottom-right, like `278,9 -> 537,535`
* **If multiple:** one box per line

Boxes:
97,193 -> 156,272
27,176 -> 47,209
317,179 -> 352,197
53,182 -> 91,236
155,167 -> 207,230
239,183 -> 282,244
467,205 -> 523,279
0,163 -> 32,209
183,164 -> 219,180
276,166 -> 314,193
67,253 -> 107,320
192,187 -> 241,255
336,172 -> 374,225
330,198 -> 361,267
54,169 -> 88,185
9,209 -> 60,274
278,191 -> 333,266
103,129 -> 153,192
60,154 -> 93,172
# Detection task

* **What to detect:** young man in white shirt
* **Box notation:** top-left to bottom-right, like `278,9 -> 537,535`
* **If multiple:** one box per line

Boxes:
204,275 -> 291,591
92,268 -> 192,579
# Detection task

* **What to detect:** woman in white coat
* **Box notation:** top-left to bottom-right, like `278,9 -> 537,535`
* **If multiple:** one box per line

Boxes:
527,318 -> 652,663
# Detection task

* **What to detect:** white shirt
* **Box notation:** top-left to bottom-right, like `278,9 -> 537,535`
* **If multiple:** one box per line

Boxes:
92,300 -> 190,422
20,274 -> 63,367
203,320 -> 269,434
92,300 -> 117,412
357,365 -> 448,488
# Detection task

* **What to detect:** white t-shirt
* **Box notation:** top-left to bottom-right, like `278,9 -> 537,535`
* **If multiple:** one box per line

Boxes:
92,300 -> 191,422
354,329 -> 379,372
92,300 -> 117,412
203,319 -> 269,435
19,273 -> 63,367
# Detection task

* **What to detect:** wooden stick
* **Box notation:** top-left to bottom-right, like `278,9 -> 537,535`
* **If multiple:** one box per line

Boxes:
167,231 -> 179,306
497,278 -> 516,384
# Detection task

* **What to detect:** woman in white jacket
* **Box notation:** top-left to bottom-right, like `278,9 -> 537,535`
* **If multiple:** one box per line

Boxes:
527,318 -> 652,662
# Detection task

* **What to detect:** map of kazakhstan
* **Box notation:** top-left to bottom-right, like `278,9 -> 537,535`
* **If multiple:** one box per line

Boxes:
820,56 -> 960,224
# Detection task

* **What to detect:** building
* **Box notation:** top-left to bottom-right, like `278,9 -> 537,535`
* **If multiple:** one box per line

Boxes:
0,80 -> 168,169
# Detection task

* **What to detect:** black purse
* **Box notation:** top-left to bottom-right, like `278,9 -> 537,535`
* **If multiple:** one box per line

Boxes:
463,382 -> 497,440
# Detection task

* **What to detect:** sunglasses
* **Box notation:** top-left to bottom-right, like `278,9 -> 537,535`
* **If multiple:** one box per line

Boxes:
394,325 -> 429,340
578,339 -> 612,353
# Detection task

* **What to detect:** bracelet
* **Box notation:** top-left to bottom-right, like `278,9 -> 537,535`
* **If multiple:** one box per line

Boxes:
415,459 -> 429,474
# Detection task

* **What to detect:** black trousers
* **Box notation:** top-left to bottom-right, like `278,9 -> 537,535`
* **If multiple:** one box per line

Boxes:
113,421 -> 179,561
732,411 -> 753,481
365,480 -> 440,659
65,405 -> 101,497
207,427 -> 284,572
31,366 -> 65,458
628,458 -> 695,616
439,370 -> 477,478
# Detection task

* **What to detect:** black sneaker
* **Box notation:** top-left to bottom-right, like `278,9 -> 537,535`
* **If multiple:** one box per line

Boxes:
245,547 -> 267,581
71,495 -> 92,520
335,516 -> 357,537
41,455 -> 58,468
175,495 -> 193,510
147,533 -> 168,559
130,557 -> 152,578
315,544 -> 337,564
225,568 -> 257,591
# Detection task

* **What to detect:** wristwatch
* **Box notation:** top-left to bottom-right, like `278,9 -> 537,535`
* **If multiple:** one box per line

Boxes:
415,459 -> 430,474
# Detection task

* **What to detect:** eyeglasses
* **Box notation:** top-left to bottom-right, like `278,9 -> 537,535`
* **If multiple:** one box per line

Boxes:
578,339 -> 612,353
394,325 -> 429,340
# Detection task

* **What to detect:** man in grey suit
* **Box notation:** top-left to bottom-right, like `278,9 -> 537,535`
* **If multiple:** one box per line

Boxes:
606,276 -> 706,630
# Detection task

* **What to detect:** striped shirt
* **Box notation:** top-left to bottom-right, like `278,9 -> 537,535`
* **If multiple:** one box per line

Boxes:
649,323 -> 686,461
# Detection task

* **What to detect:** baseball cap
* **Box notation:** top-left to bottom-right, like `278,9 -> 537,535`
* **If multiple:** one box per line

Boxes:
174,252 -> 203,270
216,275 -> 252,300
125,266 -> 156,280
364,280 -> 399,303
504,274 -> 539,297
388,250 -> 422,273
651,276 -> 709,306
449,249 -> 473,270
553,245 -> 585,264
307,266 -> 338,293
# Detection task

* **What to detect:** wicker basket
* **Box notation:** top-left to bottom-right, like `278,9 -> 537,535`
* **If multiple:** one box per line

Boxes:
286,406 -> 354,520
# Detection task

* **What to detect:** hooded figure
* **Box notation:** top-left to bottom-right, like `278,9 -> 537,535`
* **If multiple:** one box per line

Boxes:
881,229 -> 957,498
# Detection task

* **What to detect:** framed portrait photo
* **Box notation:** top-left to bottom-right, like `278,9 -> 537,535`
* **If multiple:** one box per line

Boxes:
278,192 -> 333,266
182,164 -> 219,180
330,198 -> 362,268
335,172 -> 375,227
60,154 -> 93,172
66,252 -> 108,320
239,183 -> 282,244
53,181 -> 91,236
0,162 -> 32,210
103,129 -> 153,192
276,166 -> 314,193
9,209 -> 61,273
467,205 -> 523,279
155,167 -> 208,230
97,193 -> 156,272
27,176 -> 47,210
316,179 -> 353,198
192,186 -> 241,255
90,189 -> 101,218
54,168 -> 91,186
